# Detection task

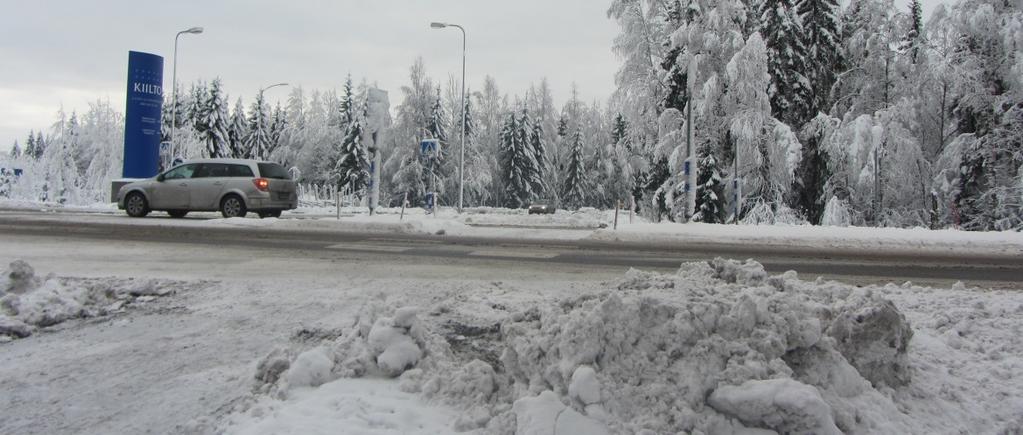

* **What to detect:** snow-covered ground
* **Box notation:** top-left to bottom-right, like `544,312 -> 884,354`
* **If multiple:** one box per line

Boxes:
2,249 -> 1021,434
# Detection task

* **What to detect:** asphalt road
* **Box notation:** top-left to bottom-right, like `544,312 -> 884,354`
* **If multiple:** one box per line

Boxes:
0,209 -> 1020,288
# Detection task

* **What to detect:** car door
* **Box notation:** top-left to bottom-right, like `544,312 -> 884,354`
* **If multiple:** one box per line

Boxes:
188,163 -> 229,210
151,163 -> 196,209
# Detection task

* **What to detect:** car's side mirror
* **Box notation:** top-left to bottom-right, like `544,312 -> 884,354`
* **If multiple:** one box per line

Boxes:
156,174 -> 165,182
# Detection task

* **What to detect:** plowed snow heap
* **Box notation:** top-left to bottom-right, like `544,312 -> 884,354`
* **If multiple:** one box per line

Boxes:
254,259 -> 915,434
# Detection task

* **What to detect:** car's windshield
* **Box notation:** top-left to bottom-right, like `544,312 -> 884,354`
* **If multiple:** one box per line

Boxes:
257,163 -> 290,180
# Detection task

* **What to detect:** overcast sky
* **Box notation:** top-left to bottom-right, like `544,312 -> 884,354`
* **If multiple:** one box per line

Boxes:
0,0 -> 949,153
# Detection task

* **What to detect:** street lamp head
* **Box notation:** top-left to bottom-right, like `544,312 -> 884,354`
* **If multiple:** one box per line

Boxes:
430,22 -> 447,29
186,27 -> 204,34
261,82 -> 289,91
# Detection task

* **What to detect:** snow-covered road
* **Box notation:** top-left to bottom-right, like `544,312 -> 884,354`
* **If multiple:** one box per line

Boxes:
1,208 -> 1020,288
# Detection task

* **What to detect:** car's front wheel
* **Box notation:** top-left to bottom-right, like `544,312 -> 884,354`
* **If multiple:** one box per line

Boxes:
220,195 -> 247,218
124,192 -> 150,218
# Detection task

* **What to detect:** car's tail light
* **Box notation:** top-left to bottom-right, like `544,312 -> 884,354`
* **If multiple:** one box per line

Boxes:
253,178 -> 270,192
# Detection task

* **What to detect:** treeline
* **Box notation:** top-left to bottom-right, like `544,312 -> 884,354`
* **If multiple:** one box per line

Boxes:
606,0 -> 1022,230
6,0 -> 1021,231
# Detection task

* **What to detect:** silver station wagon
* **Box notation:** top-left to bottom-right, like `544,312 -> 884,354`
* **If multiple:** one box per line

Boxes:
117,159 -> 297,219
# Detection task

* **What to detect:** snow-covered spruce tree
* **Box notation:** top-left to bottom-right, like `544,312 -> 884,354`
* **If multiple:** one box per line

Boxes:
499,110 -> 539,208
660,0 -> 700,114
318,77 -> 356,183
9,141 -> 21,159
793,114 -> 835,224
557,115 -> 569,138
902,0 -> 924,62
518,107 -> 545,201
611,113 -> 630,151
22,131 -> 34,159
34,132 -> 45,160
529,120 -> 548,199
793,0 -> 856,220
161,83 -> 189,145
797,0 -> 842,116
425,88 -> 450,198
268,103 -> 287,160
199,79 -> 231,158
957,103 -> 1023,231
188,81 -> 209,137
331,100 -> 370,193
562,130 -> 587,209
339,75 -> 355,126
245,91 -> 272,161
692,150 -> 726,223
228,97 -> 248,158
759,0 -> 813,129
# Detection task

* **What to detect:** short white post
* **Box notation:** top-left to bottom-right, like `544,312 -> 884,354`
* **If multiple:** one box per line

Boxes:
400,192 -> 408,221
629,195 -> 635,224
614,200 -> 621,230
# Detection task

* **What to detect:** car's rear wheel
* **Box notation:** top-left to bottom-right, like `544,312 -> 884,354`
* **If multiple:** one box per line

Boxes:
258,210 -> 282,219
220,195 -> 247,218
167,210 -> 188,218
124,192 -> 150,218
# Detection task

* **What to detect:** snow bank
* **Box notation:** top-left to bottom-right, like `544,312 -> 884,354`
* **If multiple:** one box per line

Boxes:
228,259 -> 968,434
0,260 -> 189,340
590,221 -> 1023,257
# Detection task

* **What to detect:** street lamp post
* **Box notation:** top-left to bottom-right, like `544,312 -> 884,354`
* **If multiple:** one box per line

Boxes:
430,22 -> 466,213
255,83 -> 289,160
170,27 -> 204,159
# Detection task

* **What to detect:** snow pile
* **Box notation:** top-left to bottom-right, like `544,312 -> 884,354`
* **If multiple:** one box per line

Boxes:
227,259 -> 963,434
0,260 -> 186,340
458,259 -> 916,434
249,306 -> 435,400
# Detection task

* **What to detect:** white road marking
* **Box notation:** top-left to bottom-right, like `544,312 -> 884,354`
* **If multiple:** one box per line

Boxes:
468,250 -> 559,259
326,244 -> 411,253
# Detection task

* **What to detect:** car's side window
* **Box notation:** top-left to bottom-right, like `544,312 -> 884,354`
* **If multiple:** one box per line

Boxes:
192,164 -> 211,178
207,164 -> 230,177
163,164 -> 197,180
228,165 -> 254,178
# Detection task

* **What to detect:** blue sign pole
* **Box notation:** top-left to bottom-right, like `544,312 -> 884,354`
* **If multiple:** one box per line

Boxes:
122,51 -> 165,178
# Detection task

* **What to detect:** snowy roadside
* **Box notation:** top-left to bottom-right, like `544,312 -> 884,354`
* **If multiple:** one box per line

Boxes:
4,199 -> 1021,259
2,255 -> 1022,434
589,222 -> 1023,258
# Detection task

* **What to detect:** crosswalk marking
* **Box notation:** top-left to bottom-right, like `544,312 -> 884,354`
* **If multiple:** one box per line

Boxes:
468,250 -> 559,259
326,244 -> 411,253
